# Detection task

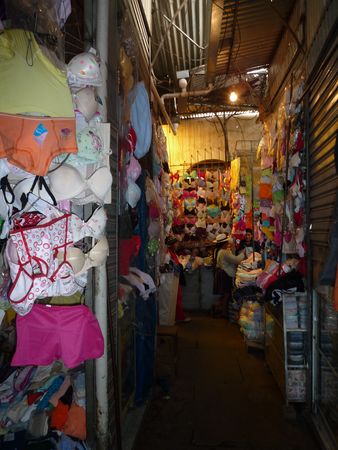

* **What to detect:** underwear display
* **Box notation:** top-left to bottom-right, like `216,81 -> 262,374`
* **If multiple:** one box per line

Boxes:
13,176 -> 56,211
11,304 -> 104,368
0,113 -> 77,176
70,207 -> 107,242
49,164 -> 112,204
56,236 -> 109,277
6,213 -> 79,316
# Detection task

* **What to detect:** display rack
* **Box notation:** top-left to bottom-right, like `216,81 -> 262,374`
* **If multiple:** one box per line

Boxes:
265,293 -> 308,404
282,292 -> 308,404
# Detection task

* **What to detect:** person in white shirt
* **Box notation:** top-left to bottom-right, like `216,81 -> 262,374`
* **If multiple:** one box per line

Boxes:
213,234 -> 244,318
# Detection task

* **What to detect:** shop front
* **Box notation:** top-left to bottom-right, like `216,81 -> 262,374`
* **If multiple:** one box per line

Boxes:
0,1 -> 337,450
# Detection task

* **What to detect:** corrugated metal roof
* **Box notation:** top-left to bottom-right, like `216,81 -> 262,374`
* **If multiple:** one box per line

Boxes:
151,0 -> 295,111
152,0 -> 210,83
216,0 -> 294,75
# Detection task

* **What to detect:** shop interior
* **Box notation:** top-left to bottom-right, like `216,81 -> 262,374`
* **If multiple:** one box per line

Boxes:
0,1 -> 337,450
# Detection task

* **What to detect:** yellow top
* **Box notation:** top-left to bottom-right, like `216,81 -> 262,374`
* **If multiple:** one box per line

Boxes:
0,29 -> 74,117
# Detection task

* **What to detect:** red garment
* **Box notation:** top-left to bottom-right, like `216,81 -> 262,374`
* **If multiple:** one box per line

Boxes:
50,401 -> 69,430
175,285 -> 185,321
27,392 -> 43,405
168,249 -> 180,265
168,249 -> 186,321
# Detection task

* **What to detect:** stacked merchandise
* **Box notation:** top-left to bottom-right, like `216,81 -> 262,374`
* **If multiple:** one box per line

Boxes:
229,285 -> 262,325
285,295 -> 308,371
235,252 -> 262,288
238,301 -> 264,343
284,295 -> 307,330
284,294 -> 308,402
229,253 -> 263,333
0,6 -> 109,446
0,365 -> 86,448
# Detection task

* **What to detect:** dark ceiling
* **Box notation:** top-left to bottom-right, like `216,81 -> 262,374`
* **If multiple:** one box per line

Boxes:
151,0 -> 296,115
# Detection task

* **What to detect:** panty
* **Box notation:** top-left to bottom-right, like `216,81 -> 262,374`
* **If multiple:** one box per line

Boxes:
11,304 -> 104,368
0,113 -> 77,176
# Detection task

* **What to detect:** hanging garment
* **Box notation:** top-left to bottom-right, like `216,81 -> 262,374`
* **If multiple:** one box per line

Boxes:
6,213 -> 78,316
129,82 -> 152,159
0,176 -> 14,238
11,304 -> 104,368
56,125 -> 109,167
49,164 -> 112,204
13,176 -> 56,211
56,236 -> 109,277
0,113 -> 77,176
67,52 -> 102,89
70,207 -> 107,242
129,267 -> 156,298
0,29 -> 74,117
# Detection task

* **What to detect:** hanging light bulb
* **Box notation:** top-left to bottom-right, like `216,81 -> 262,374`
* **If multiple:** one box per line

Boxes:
172,115 -> 181,132
229,91 -> 238,102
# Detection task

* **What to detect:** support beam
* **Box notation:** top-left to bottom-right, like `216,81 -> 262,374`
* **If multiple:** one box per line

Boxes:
206,0 -> 223,84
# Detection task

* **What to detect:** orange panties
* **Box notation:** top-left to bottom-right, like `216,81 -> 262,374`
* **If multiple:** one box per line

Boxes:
0,113 -> 77,176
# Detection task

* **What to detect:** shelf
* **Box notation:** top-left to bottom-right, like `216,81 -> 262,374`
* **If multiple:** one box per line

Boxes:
287,365 -> 308,369
244,337 -> 265,350
286,328 -> 307,332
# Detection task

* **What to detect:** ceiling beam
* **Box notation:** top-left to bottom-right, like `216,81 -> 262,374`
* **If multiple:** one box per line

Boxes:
206,0 -> 224,84
226,0 -> 239,75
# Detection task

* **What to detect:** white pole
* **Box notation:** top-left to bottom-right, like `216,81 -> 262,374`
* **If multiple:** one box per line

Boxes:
95,0 -> 109,448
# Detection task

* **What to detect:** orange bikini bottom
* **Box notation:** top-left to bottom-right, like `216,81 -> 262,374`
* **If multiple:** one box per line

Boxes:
0,113 -> 77,176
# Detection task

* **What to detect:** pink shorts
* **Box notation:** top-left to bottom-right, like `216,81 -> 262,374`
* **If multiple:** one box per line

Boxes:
11,304 -> 104,368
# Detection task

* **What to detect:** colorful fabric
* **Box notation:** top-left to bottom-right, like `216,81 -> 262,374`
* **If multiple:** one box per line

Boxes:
11,304 -> 104,368
0,29 -> 74,117
0,113 -> 77,176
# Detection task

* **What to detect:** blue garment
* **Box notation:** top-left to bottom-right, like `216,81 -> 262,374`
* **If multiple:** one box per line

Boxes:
129,82 -> 152,159
57,434 -> 88,450
36,376 -> 64,411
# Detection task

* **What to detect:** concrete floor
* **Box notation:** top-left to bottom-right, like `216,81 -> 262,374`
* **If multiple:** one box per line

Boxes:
134,314 -> 320,450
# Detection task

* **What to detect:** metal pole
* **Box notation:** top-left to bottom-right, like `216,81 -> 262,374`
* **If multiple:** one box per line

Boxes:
95,0 -> 109,448
251,143 -> 255,262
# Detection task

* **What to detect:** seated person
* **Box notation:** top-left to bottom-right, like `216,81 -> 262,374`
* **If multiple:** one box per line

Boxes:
237,228 -> 261,256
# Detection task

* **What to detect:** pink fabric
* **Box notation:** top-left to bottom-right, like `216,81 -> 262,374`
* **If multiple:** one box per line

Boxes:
11,304 -> 104,368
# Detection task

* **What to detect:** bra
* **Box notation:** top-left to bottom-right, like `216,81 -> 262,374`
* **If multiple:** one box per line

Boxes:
129,267 -> 156,297
49,164 -> 112,204
70,207 -> 107,243
54,124 -> 111,167
57,236 -> 109,276
13,176 -> 56,211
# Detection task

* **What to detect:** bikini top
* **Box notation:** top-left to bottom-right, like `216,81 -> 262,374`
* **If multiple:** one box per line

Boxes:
57,236 -> 109,277
49,164 -> 112,204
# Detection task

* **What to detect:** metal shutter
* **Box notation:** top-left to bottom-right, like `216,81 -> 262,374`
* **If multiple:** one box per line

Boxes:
308,36 -> 338,283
